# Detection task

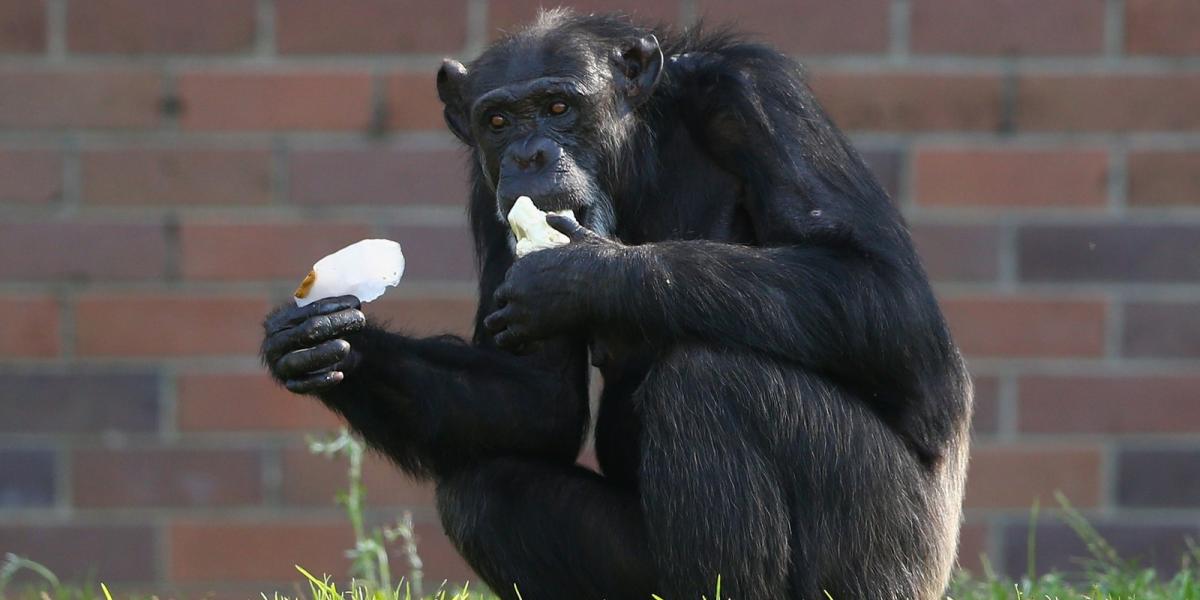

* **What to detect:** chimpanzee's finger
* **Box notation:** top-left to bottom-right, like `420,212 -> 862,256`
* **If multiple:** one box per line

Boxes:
275,339 -> 351,379
483,306 -> 513,333
494,326 -> 529,351
264,295 -> 360,334
546,215 -> 599,243
285,370 -> 344,394
267,308 -> 365,360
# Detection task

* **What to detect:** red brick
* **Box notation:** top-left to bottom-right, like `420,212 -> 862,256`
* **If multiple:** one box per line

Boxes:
696,0 -> 890,54
0,149 -> 61,204
277,0 -> 467,54
176,372 -> 339,432
72,448 -> 262,508
178,71 -> 374,131
180,222 -> 373,281
911,224 -> 1001,282
170,520 -> 354,582
289,148 -> 468,207
1126,0 -> 1200,55
941,297 -> 1107,358
0,222 -> 167,282
0,296 -> 58,358
1018,224 -> 1200,283
82,147 -> 272,206
1018,375 -> 1200,434
0,449 -> 55,508
489,0 -> 680,35
67,0 -> 255,54
914,148 -> 1108,208
965,445 -> 1102,509
0,68 -> 162,129
280,446 -> 435,507
0,0 -> 45,53
1016,74 -> 1200,132
384,72 -> 451,131
911,0 -> 1104,55
1128,151 -> 1200,207
367,296 -> 477,337
76,293 -> 269,357
0,373 -> 159,433
385,225 -> 476,282
0,525 -> 155,583
810,72 -> 1005,132
1124,302 -> 1200,358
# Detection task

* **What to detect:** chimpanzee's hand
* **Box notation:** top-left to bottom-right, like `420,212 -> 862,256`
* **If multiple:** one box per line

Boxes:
261,295 -> 366,394
484,216 -> 619,353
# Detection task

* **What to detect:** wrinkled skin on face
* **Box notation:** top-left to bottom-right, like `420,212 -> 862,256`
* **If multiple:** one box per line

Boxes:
437,26 -> 664,235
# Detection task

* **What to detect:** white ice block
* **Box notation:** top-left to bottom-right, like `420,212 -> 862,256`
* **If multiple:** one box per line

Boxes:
508,196 -> 576,258
294,239 -> 405,307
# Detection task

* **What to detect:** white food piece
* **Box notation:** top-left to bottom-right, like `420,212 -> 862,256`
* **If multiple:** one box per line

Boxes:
508,196 -> 576,258
294,239 -> 405,307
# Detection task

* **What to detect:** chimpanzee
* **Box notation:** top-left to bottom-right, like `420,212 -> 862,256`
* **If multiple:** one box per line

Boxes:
262,10 -> 972,600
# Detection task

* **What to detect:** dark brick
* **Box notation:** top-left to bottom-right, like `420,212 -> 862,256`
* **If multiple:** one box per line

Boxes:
0,525 -> 155,583
277,0 -> 467,54
1118,449 -> 1200,508
957,522 -> 990,575
1124,302 -> 1200,358
911,0 -> 1104,55
0,373 -> 158,433
859,149 -> 902,199
0,296 -> 59,358
1002,522 -> 1200,578
912,224 -> 1001,282
0,0 -> 46,53
67,0 -> 256,54
0,222 -> 167,282
0,449 -> 54,507
73,448 -> 263,508
180,222 -> 372,281
971,376 -> 1000,435
289,149 -> 470,207
1018,375 -> 1200,434
384,225 -> 476,282
1019,225 -> 1200,283
367,296 -> 477,337
696,0 -> 890,55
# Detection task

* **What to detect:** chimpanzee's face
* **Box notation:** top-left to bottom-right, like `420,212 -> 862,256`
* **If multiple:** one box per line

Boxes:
436,28 -> 663,233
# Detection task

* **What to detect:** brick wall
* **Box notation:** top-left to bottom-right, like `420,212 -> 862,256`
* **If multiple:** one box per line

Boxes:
1,0 -> 1198,596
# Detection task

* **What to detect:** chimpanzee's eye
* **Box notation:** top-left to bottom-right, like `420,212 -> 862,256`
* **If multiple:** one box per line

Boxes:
489,114 -> 508,129
548,101 -> 569,115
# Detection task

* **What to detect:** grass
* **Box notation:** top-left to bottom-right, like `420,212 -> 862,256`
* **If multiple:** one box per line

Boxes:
2,432 -> 1197,600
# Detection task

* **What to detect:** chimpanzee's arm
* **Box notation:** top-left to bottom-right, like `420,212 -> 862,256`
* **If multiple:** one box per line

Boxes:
263,242 -> 591,481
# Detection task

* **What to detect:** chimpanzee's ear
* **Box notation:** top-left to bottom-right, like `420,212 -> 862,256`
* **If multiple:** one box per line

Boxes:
437,58 -> 473,145
617,35 -> 664,106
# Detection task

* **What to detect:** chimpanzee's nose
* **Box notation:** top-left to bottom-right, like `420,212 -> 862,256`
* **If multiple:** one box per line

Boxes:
507,137 -> 561,173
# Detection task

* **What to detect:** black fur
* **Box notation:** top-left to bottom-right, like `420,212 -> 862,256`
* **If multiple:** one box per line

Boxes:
262,10 -> 972,599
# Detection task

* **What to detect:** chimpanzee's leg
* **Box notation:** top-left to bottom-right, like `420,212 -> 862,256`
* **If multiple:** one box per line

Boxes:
436,459 -> 656,600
